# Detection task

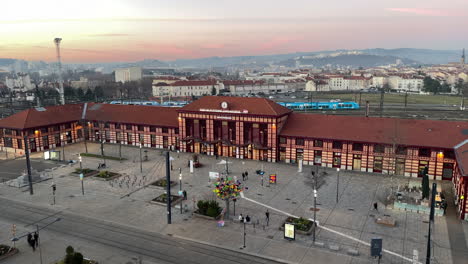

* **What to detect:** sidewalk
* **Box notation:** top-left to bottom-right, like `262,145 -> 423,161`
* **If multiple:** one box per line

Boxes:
0,142 -> 465,264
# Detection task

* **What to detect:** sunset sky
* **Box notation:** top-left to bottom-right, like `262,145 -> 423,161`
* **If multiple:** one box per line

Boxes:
1,0 -> 468,63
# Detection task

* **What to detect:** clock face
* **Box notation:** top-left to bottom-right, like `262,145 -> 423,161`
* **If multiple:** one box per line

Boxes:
221,102 -> 228,109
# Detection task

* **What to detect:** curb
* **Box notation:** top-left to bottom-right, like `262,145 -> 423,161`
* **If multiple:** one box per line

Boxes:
169,233 -> 297,264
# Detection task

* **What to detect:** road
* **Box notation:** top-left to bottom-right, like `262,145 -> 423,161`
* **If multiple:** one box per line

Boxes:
0,197 -> 284,264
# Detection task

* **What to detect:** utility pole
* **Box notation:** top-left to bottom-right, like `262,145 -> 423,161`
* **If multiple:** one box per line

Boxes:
166,152 -> 172,224
139,143 -> 143,173
404,92 -> 408,112
336,168 -> 340,203
23,135 -> 33,195
54,38 -> 65,105
426,182 -> 437,264
379,88 -> 384,117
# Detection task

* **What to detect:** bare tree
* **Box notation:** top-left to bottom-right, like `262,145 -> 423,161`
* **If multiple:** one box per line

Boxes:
304,167 -> 329,190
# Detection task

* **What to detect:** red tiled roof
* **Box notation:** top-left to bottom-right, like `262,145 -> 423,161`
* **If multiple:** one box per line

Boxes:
280,113 -> 468,149
0,104 -> 84,129
455,140 -> 468,176
179,96 -> 292,116
222,80 -> 265,85
171,80 -> 217,86
86,103 -> 178,127
0,103 -> 179,129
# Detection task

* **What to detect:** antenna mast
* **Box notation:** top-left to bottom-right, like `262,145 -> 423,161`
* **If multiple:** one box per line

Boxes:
54,38 -> 65,105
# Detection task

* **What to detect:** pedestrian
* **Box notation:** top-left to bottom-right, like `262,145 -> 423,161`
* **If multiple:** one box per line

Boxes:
245,171 -> 248,180
373,202 -> 378,212
183,190 -> 187,200
30,237 -> 36,251
215,153 -> 219,160
239,214 -> 244,222
245,215 -> 251,223
442,200 -> 447,215
34,232 -> 39,247
265,210 -> 270,226
187,160 -> 190,167
27,233 -> 32,246
242,173 -> 245,181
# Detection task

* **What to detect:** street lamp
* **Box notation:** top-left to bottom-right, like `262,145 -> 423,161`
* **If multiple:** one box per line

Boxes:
139,142 -> 143,173
179,172 -> 183,214
79,155 -> 82,170
336,168 -> 340,203
242,217 -> 247,248
313,189 -> 317,242
60,134 -> 65,162
23,134 -> 34,195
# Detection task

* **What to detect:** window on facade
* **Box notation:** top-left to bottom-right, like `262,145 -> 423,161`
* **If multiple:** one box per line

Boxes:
175,128 -> 179,134
4,137 -> 13,147
93,122 -> 99,128
104,123 -> 110,128
314,140 -> 323,147
116,132 -> 121,143
4,129 -> 12,135
443,150 -> 455,159
150,126 -> 156,132
42,136 -> 49,147
396,146 -> 407,155
162,127 -> 168,133
332,141 -> 342,149
295,138 -> 304,146
115,124 -> 121,129
139,134 -> 144,143
64,124 -> 72,129
16,138 -> 22,149
352,143 -> 363,151
279,137 -> 286,144
374,144 -> 385,153
419,148 -> 431,157
40,127 -> 47,133
53,125 -> 60,131
138,125 -> 144,131
126,124 -> 133,130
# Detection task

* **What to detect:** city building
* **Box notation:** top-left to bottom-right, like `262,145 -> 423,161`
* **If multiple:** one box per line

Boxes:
152,80 -> 220,97
115,67 -> 142,83
0,96 -> 467,219
388,75 -> 424,93
5,73 -> 34,92
222,80 -> 288,95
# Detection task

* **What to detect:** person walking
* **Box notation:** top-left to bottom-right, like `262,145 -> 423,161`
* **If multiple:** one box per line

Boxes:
245,215 -> 251,223
34,232 -> 39,247
30,236 -> 36,252
373,202 -> 378,212
245,171 -> 248,180
27,233 -> 32,249
242,173 -> 245,181
183,190 -> 187,200
442,200 -> 447,215
239,214 -> 244,222
265,210 -> 270,226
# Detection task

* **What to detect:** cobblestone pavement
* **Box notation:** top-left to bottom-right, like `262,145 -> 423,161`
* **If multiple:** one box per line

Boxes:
0,142 -> 466,264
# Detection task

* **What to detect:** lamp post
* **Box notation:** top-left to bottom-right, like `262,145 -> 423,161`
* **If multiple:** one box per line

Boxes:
313,188 -> 317,242
79,155 -> 82,170
139,142 -> 143,173
336,168 -> 340,203
179,172 -> 183,214
233,198 -> 237,216
243,218 -> 246,248
60,134 -> 65,162
23,135 -> 33,195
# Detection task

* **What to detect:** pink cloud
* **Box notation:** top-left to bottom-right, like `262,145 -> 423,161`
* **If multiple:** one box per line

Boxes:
386,8 -> 456,16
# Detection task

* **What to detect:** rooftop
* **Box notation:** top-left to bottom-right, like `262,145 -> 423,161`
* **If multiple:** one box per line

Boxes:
178,96 -> 292,116
280,113 -> 468,149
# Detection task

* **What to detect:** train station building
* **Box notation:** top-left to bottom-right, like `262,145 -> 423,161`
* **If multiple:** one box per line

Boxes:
0,96 -> 467,220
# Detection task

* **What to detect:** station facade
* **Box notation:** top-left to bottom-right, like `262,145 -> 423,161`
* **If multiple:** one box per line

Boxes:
0,96 -> 467,219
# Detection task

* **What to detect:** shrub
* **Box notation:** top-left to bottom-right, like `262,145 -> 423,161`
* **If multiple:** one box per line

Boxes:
71,252 -> 84,264
197,200 -> 220,217
65,246 -> 75,264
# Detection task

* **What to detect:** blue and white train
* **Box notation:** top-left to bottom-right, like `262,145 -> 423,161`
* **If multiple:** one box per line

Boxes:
277,101 -> 360,110
109,101 -> 188,107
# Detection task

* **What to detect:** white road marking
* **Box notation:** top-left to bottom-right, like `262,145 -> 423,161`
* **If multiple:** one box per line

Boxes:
240,192 -> 420,264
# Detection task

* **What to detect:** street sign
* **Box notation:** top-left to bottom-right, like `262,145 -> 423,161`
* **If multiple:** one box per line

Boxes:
178,190 -> 183,195
269,174 -> 277,184
370,238 -> 382,257
284,223 -> 295,240
80,173 -> 84,180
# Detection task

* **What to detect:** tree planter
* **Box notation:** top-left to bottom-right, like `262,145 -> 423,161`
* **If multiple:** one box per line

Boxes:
279,217 -> 314,235
92,171 -> 120,181
192,211 -> 222,220
72,168 -> 98,178
150,194 -> 183,207
148,178 -> 177,190
0,245 -> 19,261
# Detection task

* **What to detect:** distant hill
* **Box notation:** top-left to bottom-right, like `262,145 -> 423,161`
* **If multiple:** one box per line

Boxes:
0,48 -> 464,72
